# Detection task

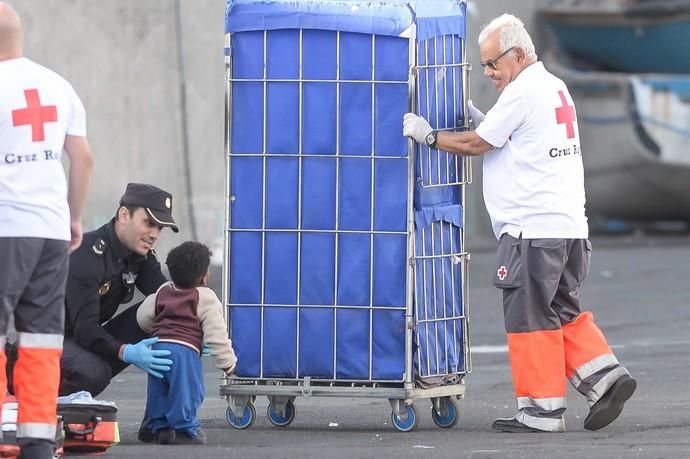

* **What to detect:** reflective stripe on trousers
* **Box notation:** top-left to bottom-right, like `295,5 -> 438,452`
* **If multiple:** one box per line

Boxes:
0,238 -> 67,442
507,312 -> 626,428
564,312 -> 631,406
498,237 -> 629,427
13,332 -> 63,440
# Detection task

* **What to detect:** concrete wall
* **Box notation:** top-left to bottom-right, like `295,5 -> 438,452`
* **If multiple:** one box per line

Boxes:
14,0 -> 227,258
13,0 -> 549,258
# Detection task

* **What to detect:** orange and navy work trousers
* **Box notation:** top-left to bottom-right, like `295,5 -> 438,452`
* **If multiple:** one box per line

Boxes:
0,238 -> 66,446
494,235 -> 631,431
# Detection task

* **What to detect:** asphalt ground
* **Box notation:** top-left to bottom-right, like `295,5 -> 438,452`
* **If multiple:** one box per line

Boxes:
82,235 -> 690,459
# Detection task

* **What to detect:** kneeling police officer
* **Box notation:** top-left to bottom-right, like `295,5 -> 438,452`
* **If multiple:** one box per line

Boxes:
58,183 -> 178,398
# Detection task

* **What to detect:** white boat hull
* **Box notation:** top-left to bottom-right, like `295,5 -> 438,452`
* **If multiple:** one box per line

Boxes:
550,61 -> 690,221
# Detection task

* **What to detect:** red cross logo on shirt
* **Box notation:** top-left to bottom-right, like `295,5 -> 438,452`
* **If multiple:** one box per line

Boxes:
12,88 -> 58,142
555,90 -> 576,139
497,265 -> 507,280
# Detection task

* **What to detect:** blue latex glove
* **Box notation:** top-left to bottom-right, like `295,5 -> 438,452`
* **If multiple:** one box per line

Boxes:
122,337 -> 173,378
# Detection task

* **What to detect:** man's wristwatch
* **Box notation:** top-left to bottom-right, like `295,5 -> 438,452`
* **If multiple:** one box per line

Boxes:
425,130 -> 438,148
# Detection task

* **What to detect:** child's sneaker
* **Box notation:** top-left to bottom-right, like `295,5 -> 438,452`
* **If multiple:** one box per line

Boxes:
174,429 -> 207,445
156,428 -> 207,445
155,429 -> 175,445
137,417 -> 154,443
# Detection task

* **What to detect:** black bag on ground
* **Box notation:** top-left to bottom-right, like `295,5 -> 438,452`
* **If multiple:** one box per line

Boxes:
57,403 -> 119,454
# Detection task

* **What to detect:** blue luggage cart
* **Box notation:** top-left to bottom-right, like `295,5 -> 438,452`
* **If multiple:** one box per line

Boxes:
221,0 -> 471,432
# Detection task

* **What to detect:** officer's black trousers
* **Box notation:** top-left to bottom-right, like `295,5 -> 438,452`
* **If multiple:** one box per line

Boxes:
59,302 -> 148,397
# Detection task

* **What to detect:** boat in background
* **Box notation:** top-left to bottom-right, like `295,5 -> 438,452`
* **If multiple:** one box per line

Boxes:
541,56 -> 690,222
538,0 -> 690,222
539,0 -> 690,74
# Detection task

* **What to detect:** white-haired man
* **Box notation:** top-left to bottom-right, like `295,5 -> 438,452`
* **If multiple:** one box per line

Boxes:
403,13 -> 635,433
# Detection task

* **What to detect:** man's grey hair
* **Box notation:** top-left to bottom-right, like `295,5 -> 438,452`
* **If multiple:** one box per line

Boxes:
478,13 -> 538,63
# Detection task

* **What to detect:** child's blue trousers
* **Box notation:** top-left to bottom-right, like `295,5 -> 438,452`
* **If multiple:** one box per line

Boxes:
146,342 -> 204,437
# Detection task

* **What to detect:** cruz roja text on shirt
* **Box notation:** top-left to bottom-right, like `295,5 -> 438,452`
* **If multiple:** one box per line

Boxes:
549,144 -> 581,158
2,149 -> 60,164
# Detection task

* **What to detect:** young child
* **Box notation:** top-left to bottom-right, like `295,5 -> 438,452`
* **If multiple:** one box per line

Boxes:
137,241 -> 237,445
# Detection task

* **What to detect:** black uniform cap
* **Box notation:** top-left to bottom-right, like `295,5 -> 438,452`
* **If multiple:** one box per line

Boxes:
119,183 -> 179,233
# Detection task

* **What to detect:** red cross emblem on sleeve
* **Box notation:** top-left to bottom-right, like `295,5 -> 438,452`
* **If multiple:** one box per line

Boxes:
555,90 -> 576,139
497,265 -> 508,280
11,88 -> 58,142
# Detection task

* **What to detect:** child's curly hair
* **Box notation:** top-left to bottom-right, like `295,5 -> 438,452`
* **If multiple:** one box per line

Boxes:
165,241 -> 211,289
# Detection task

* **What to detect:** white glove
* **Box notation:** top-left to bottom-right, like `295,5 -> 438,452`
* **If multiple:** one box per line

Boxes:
403,113 -> 433,144
467,99 -> 485,128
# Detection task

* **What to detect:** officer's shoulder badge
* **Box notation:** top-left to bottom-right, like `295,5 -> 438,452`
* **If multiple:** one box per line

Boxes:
92,238 -> 107,256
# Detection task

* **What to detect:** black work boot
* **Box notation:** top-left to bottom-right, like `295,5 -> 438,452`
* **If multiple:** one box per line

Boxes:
493,415 -> 565,433
492,417 -> 543,433
17,438 -> 55,459
584,374 -> 637,431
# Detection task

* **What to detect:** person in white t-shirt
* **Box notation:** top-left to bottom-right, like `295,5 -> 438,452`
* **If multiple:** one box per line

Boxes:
403,14 -> 635,434
0,2 -> 93,457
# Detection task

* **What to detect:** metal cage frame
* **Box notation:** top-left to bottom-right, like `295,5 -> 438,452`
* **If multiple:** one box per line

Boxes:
221,21 -> 472,432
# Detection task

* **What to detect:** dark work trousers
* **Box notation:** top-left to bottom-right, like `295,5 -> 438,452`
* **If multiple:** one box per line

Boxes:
146,342 -> 204,438
58,302 -> 149,397
0,237 -> 68,458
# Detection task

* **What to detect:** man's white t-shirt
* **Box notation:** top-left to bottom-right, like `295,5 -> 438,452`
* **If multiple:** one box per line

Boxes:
475,61 -> 588,240
0,57 -> 87,240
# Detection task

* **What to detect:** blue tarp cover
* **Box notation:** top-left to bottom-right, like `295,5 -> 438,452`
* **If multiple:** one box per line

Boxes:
226,0 -> 467,382
226,0 -> 466,42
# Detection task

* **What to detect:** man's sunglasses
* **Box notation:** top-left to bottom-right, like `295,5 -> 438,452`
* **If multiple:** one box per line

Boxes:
480,47 -> 515,71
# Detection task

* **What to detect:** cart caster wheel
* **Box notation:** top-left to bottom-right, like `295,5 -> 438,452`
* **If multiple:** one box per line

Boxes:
267,400 -> 296,427
431,397 -> 458,428
391,404 -> 418,432
226,401 -> 256,429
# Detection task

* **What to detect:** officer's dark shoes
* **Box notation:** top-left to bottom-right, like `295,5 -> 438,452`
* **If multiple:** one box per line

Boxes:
156,428 -> 207,445
492,416 -> 543,433
584,374 -> 637,431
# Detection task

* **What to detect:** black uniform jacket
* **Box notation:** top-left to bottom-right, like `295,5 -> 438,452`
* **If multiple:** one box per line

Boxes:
64,220 -> 166,359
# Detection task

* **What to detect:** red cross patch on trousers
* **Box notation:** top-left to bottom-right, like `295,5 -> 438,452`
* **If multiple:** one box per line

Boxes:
12,88 -> 58,142
497,265 -> 508,280
555,90 -> 576,139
